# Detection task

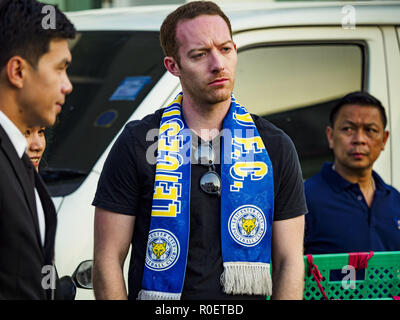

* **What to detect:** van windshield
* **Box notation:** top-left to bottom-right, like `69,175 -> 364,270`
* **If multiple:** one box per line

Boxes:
40,31 -> 166,197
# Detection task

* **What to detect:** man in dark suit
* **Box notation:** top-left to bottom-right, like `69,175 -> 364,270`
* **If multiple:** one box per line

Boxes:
0,0 -> 75,299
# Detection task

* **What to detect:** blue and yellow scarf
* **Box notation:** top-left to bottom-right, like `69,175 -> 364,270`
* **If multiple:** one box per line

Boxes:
138,93 -> 274,299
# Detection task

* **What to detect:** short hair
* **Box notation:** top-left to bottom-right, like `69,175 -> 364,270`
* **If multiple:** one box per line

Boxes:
329,91 -> 387,129
160,1 -> 232,62
0,0 -> 76,70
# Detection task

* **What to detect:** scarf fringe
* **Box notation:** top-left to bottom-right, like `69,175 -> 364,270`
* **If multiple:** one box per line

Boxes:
221,262 -> 272,296
137,290 -> 181,300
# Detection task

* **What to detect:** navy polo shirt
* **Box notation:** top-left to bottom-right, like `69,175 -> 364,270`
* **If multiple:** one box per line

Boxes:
304,162 -> 400,254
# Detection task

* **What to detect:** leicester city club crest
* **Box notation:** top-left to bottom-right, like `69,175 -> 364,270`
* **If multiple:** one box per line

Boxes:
228,205 -> 267,247
145,229 -> 180,271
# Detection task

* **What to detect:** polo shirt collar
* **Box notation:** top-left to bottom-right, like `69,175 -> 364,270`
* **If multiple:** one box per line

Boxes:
372,170 -> 392,194
321,162 -> 391,194
321,162 -> 352,193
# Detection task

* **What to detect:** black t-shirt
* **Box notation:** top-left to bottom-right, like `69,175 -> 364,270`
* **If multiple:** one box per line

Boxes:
92,108 -> 307,300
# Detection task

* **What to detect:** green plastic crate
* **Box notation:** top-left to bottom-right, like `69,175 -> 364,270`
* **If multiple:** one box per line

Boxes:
304,251 -> 400,300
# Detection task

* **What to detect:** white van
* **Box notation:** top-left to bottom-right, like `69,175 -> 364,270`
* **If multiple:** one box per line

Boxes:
50,1 -> 400,299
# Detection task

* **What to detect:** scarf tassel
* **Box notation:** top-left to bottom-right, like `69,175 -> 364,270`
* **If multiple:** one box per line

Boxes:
221,262 -> 272,296
137,290 -> 181,300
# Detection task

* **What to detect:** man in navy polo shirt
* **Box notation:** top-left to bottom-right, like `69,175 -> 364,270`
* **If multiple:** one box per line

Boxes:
304,91 -> 400,254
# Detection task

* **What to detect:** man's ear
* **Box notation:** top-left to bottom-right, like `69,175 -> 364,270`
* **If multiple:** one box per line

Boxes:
326,126 -> 334,149
5,56 -> 27,89
381,130 -> 389,151
164,56 -> 180,77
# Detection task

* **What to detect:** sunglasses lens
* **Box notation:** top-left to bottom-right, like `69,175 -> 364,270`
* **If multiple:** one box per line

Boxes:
200,171 -> 221,195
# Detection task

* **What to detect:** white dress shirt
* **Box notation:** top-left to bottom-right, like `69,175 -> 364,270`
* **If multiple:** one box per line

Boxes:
0,110 -> 46,246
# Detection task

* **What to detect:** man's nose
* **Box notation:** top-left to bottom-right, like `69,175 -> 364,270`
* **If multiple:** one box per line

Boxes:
352,128 -> 367,144
62,75 -> 73,95
210,49 -> 225,73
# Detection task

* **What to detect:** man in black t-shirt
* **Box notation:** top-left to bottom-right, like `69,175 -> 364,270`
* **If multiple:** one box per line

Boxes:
92,1 -> 307,300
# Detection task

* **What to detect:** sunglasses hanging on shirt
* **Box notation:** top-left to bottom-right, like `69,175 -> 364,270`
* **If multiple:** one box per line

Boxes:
192,142 -> 221,197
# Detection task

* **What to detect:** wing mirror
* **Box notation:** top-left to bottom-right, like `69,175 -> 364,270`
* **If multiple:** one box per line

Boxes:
72,259 -> 93,289
58,259 -> 93,300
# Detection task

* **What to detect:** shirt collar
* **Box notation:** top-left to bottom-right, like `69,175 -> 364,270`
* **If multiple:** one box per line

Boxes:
321,162 -> 352,193
0,110 -> 27,158
321,162 -> 391,194
371,170 -> 392,194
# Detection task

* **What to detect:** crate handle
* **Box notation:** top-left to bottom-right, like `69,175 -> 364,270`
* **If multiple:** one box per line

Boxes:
348,251 -> 374,280
306,254 -> 329,300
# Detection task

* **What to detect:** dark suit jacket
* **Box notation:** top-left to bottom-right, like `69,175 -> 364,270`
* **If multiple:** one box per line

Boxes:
0,124 -> 60,299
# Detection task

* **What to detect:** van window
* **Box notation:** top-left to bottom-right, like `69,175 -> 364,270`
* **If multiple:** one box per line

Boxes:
235,44 -> 364,178
41,31 -> 165,196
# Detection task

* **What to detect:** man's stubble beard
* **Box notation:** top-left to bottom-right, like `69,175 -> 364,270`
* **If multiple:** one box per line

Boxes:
194,78 -> 235,109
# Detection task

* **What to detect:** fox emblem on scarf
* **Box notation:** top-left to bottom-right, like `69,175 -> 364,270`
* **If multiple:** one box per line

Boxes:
152,242 -> 167,259
241,217 -> 256,235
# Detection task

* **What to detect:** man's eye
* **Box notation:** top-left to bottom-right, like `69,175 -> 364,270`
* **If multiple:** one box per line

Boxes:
192,52 -> 205,59
366,127 -> 378,135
